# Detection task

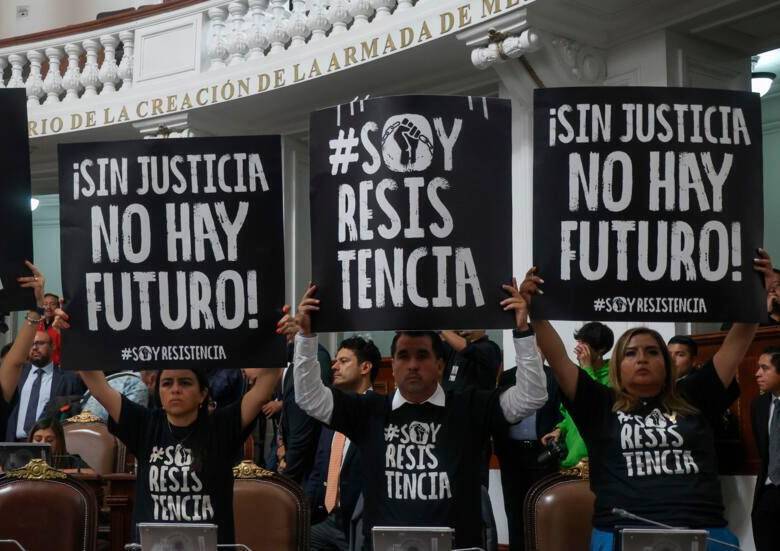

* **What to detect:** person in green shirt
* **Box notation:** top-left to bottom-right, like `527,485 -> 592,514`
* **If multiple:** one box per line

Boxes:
541,322 -> 614,468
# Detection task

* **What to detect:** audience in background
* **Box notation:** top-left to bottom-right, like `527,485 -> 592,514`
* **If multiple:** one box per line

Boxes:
440,330 -> 502,392
668,335 -> 699,380
28,416 -> 67,467
37,292 -> 62,366
541,322 -> 613,469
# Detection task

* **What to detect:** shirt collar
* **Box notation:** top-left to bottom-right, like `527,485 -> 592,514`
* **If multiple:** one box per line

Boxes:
32,362 -> 54,375
391,384 -> 445,410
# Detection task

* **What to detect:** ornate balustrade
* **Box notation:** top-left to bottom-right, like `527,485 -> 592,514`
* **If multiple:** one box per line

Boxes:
0,0 -> 533,137
0,1 -> 431,107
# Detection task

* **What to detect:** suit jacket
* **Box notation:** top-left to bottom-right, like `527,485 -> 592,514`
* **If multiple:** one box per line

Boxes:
493,364 -> 562,457
752,392 -> 774,510
305,426 -> 363,535
278,343 -> 332,484
6,363 -> 86,440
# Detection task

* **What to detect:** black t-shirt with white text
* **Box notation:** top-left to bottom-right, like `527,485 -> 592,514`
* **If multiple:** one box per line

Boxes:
563,360 -> 739,529
109,396 -> 249,543
329,387 -> 506,548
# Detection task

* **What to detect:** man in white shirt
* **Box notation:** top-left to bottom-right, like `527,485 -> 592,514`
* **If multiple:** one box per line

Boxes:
280,281 -> 547,549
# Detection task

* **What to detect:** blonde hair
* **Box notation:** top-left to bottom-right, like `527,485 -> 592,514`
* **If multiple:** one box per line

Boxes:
609,327 -> 698,415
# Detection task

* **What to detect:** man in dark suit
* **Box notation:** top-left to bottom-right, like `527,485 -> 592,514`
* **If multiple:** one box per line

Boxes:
751,346 -> 780,551
5,329 -> 85,441
305,336 -> 381,551
266,340 -> 331,482
494,346 -> 562,551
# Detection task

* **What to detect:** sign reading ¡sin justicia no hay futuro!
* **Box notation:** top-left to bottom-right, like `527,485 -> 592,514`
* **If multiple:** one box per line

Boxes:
310,95 -> 514,332
58,136 -> 287,370
533,87 -> 765,322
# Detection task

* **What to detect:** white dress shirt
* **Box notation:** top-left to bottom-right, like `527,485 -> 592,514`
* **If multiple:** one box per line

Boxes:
293,333 -> 547,425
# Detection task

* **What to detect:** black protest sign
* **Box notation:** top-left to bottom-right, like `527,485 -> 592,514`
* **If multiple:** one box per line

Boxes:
58,136 -> 287,370
533,87 -> 764,321
0,89 -> 35,312
310,95 -> 513,331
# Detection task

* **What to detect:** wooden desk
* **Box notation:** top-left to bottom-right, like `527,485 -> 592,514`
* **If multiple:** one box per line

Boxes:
103,473 -> 136,551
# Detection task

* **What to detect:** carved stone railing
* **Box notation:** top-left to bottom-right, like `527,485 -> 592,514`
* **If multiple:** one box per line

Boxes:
0,0 -> 431,107
0,0 -> 534,137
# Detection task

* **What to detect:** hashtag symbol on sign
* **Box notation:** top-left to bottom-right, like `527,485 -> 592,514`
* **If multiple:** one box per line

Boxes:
121,348 -> 133,360
384,424 -> 400,442
328,128 -> 360,175
593,298 -> 606,312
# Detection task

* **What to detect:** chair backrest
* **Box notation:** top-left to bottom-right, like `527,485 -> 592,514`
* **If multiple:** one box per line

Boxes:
233,460 -> 309,551
0,459 -> 99,551
63,411 -> 118,475
524,465 -> 595,551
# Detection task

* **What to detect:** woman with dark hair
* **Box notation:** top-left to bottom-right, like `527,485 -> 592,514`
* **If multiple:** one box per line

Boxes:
53,309 -> 281,544
520,250 -> 775,551
28,416 -> 67,466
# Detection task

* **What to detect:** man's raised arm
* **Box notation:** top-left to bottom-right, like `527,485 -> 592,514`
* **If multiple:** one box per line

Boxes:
499,277 -> 547,423
277,285 -> 334,424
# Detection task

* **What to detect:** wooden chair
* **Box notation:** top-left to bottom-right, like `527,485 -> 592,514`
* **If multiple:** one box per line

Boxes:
0,459 -> 99,551
523,461 -> 595,551
63,411 -> 125,475
233,460 -> 309,551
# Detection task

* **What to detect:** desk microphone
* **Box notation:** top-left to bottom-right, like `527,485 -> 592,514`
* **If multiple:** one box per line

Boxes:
611,508 -> 741,550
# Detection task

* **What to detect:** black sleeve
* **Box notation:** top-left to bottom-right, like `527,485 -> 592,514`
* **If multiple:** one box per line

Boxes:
678,360 -> 739,423
329,389 -> 380,443
561,368 -> 613,442
107,394 -> 152,457
213,399 -> 250,452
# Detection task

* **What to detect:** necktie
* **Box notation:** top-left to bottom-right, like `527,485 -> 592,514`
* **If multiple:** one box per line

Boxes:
324,432 -> 347,513
769,398 -> 780,484
23,368 -> 45,435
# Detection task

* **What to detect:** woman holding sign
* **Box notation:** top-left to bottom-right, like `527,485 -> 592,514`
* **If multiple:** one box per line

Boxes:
519,250 -> 775,551
53,307 -> 280,544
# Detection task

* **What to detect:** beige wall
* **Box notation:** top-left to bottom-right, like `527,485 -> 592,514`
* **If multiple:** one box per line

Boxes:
0,0 -> 162,39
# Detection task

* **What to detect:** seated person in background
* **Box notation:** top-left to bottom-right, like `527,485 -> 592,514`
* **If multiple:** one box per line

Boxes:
28,416 -> 66,467
206,367 -> 246,410
522,251 -> 775,551
282,279 -> 547,550
37,293 -> 62,366
440,330 -> 502,392
668,335 -> 699,381
81,370 -> 149,422
1,263 -> 85,442
541,322 -> 613,469
306,336 -> 381,551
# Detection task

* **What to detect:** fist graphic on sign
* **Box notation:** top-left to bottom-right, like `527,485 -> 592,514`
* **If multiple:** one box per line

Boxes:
381,114 -> 434,172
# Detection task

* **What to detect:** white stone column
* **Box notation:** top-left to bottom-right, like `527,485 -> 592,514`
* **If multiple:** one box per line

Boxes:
307,1 -> 331,42
62,43 -> 83,102
118,30 -> 135,91
397,0 -> 413,11
246,0 -> 270,59
43,47 -> 64,105
7,53 -> 26,89
371,0 -> 396,19
207,6 -> 229,69
226,1 -> 249,66
349,0 -> 374,28
25,50 -> 45,107
328,0 -> 352,35
267,0 -> 290,54
99,34 -> 120,94
80,39 -> 101,98
287,0 -> 311,48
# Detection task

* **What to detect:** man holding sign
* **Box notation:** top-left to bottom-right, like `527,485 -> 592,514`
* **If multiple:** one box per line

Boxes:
279,281 -> 547,549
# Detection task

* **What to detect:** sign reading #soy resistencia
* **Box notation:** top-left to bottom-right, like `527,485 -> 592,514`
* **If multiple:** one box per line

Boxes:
0,89 -> 35,313
58,136 -> 287,370
310,95 -> 513,331
533,87 -> 764,322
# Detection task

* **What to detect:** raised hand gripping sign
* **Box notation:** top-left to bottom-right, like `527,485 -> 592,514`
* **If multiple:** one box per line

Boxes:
533,87 -> 765,322
0,89 -> 35,312
310,95 -> 513,332
58,136 -> 287,370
